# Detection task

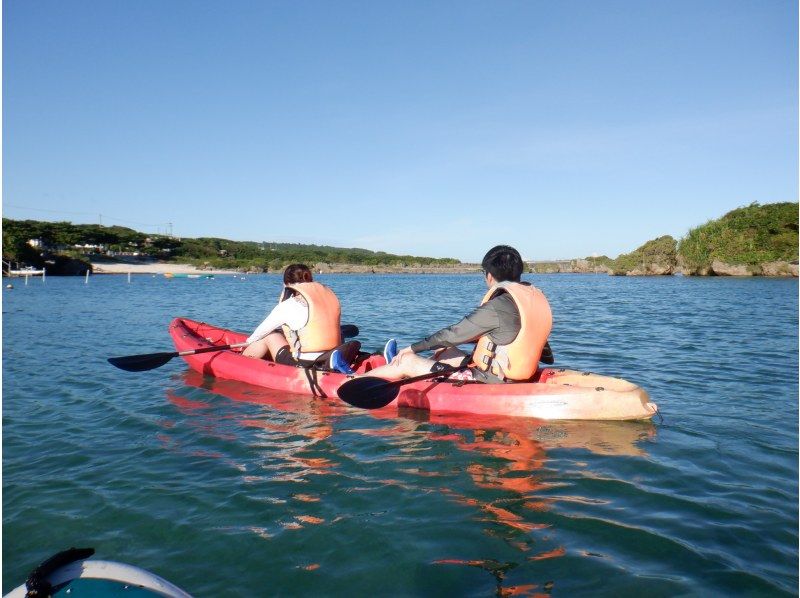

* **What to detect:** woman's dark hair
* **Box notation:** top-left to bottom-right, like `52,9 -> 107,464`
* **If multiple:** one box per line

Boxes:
283,264 -> 313,285
481,245 -> 524,282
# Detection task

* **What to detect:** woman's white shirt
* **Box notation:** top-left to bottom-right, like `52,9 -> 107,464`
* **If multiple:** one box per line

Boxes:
246,297 -> 309,344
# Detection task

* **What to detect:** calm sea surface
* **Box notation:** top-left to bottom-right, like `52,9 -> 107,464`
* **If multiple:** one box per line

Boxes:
3,273 -> 798,596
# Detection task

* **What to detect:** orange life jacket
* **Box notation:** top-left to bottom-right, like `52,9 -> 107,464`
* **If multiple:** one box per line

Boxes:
281,282 -> 341,357
472,281 -> 552,381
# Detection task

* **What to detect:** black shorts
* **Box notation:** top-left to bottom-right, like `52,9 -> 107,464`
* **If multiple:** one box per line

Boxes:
274,346 -> 303,366
274,341 -> 362,370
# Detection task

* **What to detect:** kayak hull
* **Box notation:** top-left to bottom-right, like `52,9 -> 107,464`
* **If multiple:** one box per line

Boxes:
169,318 -> 658,421
5,559 -> 190,598
164,272 -> 214,279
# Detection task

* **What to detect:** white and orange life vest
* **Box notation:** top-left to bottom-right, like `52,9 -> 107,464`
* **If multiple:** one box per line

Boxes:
280,282 -> 341,358
472,282 -> 552,381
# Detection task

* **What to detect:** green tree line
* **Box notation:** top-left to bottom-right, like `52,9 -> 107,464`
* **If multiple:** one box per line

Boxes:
2,219 -> 461,270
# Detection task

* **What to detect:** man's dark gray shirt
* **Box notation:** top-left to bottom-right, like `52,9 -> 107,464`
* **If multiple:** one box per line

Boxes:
410,293 -> 521,353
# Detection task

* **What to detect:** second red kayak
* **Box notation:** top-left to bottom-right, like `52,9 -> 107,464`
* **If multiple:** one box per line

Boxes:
169,317 -> 658,421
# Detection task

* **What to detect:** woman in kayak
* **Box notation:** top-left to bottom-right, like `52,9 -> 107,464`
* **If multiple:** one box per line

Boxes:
354,245 -> 552,383
243,264 -> 353,372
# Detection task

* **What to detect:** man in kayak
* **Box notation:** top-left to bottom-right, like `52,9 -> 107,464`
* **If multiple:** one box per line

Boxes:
243,264 -> 356,373
357,245 -> 552,383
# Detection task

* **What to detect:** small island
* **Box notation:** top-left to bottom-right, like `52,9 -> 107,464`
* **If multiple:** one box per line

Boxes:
529,202 -> 798,277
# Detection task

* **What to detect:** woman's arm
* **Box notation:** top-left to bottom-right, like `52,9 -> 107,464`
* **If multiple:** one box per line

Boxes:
246,299 -> 307,344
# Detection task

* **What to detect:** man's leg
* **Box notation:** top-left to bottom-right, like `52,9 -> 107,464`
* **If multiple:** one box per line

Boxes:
363,353 -> 435,379
432,346 -> 471,367
364,347 -> 469,379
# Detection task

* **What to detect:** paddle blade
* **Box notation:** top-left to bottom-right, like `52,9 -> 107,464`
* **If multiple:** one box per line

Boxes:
340,324 -> 359,339
540,341 -> 554,365
107,352 -> 176,372
337,377 -> 399,409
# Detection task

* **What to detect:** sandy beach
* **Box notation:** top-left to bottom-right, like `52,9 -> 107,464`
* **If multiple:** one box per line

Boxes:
90,260 -> 239,275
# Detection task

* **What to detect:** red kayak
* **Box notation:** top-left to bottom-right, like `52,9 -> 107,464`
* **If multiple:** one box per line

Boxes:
169,317 -> 658,421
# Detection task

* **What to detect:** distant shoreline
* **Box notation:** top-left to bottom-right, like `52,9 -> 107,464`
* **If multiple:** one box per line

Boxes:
82,259 -> 800,277
89,259 -> 482,275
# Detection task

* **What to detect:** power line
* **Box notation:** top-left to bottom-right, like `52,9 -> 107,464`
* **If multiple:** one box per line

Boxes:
4,204 -> 95,216
100,215 -> 171,228
4,204 -> 171,230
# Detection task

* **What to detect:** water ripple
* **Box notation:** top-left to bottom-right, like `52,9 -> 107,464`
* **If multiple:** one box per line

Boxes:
3,274 -> 797,595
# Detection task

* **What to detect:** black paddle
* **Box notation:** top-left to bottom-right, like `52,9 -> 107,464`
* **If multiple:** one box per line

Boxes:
108,324 -> 360,372
337,365 -> 468,410
107,341 -> 250,372
541,341 -> 554,365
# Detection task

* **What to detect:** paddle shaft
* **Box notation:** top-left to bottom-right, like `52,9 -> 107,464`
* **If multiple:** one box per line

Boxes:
336,365 -> 470,409
382,342 -> 552,383
383,365 -> 469,388
109,324 -> 359,372
179,324 -> 358,357
177,342 -> 249,357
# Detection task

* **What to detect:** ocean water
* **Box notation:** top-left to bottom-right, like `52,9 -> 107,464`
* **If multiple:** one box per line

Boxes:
3,273 -> 797,596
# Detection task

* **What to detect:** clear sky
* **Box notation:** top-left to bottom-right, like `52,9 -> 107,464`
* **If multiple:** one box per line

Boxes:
4,0 -> 797,262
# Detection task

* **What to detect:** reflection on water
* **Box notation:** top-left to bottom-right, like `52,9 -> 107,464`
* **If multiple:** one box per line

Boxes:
170,369 -> 656,593
395,409 -> 656,457
172,370 -> 655,463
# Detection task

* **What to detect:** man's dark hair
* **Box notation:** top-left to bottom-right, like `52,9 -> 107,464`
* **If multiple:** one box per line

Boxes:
481,245 -> 524,282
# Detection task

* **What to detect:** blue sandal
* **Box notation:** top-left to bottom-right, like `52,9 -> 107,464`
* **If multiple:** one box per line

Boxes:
383,338 -> 398,363
329,349 -> 355,375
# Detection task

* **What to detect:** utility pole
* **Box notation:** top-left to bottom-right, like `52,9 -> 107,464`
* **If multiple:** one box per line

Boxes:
168,222 -> 173,237
99,214 -> 102,226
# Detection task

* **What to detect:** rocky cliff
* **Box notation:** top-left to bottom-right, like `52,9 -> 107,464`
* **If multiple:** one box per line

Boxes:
610,236 -> 678,276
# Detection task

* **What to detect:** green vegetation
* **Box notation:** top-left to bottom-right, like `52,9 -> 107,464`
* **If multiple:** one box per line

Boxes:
172,238 -> 459,270
3,219 -> 149,257
611,235 -> 677,275
2,218 -> 461,272
678,202 -> 798,273
528,262 -> 566,273
583,255 -> 615,269
606,202 -> 797,275
528,256 -> 614,273
6,201 -> 795,276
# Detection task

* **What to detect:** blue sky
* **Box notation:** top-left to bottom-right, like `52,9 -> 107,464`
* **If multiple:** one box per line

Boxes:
4,0 -> 797,262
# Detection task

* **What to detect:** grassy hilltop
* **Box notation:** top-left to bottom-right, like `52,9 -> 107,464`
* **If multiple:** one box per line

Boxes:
678,202 -> 798,274
611,235 -> 678,275
528,202 -> 798,276
610,202 -> 798,276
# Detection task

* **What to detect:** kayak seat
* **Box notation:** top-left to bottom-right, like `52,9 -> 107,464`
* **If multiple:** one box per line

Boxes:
353,351 -> 376,372
532,368 -> 548,383
308,340 -> 361,371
